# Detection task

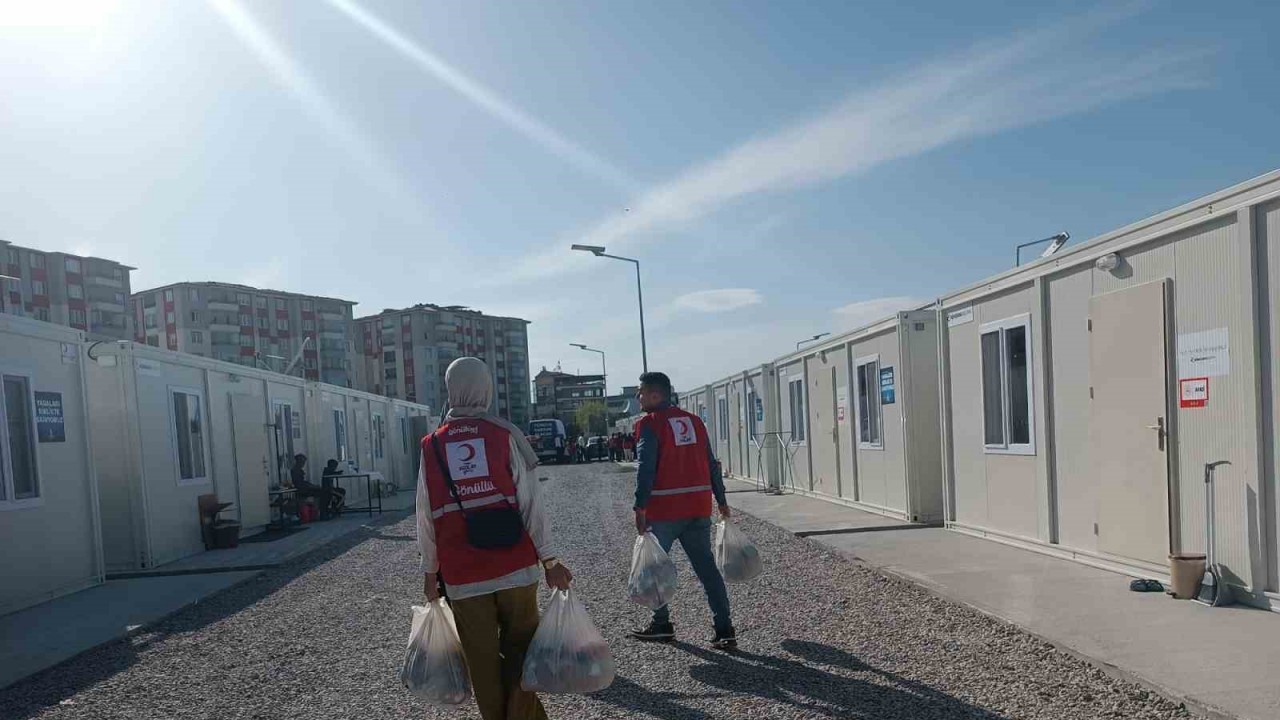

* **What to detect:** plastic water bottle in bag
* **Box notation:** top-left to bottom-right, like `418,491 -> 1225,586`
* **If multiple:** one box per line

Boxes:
400,599 -> 471,705
628,532 -> 678,609
521,588 -> 616,694
715,520 -> 763,583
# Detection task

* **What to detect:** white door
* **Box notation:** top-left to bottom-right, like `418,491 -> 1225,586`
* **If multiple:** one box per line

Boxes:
1090,280 -> 1172,565
355,409 -> 371,470
231,394 -> 272,530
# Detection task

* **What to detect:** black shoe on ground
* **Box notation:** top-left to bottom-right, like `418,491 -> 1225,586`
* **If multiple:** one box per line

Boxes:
630,621 -> 675,642
712,627 -> 737,650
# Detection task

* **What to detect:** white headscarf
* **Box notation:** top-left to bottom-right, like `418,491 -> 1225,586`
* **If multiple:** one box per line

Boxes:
444,357 -> 539,470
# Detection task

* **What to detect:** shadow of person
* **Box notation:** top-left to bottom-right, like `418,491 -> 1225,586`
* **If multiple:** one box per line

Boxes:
675,640 -> 1008,720
591,674 -> 719,719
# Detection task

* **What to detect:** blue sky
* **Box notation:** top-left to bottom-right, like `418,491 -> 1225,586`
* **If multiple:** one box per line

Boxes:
3,0 -> 1279,397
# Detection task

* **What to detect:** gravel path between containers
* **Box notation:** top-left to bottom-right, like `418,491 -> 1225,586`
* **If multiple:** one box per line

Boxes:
2,462 -> 1193,720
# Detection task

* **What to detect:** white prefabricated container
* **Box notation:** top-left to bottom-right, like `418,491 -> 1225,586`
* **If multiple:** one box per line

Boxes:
0,316 -> 102,615
88,343 -> 306,570
938,168 -> 1280,608
86,342 -> 434,571
767,311 -> 944,522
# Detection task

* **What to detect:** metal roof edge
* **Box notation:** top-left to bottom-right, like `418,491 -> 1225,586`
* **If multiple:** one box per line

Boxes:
938,167 -> 1280,307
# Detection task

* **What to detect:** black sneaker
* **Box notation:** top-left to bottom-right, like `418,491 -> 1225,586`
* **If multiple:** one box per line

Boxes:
711,627 -> 737,650
630,621 -> 675,642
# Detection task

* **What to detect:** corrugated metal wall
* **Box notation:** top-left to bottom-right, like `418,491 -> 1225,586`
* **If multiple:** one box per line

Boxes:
903,312 -> 944,522
948,284 -> 1045,542
1262,199 -> 1280,595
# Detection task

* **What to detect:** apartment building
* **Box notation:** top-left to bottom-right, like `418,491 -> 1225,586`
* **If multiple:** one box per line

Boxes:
0,239 -> 134,340
354,304 -> 530,427
532,368 -> 606,421
129,282 -> 357,387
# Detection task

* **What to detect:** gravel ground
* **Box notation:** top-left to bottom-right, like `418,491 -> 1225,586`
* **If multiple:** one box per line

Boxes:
1,462 -> 1193,720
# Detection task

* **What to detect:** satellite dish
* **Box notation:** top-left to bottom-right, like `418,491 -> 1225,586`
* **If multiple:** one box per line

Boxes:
1040,232 -> 1070,258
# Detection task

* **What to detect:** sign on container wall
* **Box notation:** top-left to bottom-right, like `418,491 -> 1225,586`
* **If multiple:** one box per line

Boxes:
35,391 -> 65,443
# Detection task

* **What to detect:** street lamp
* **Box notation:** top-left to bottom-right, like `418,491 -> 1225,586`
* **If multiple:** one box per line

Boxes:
570,244 -> 648,373
796,332 -> 830,350
1015,231 -> 1070,266
571,343 -> 607,434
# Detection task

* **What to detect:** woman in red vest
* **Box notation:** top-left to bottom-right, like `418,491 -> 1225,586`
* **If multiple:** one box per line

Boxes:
628,371 -> 736,648
417,357 -> 572,720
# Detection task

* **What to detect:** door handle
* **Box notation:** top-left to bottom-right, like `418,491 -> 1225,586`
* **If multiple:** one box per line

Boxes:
1146,416 -> 1165,451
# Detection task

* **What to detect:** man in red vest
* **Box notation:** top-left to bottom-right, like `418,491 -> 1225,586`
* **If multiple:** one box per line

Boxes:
418,357 -> 572,720
628,371 -> 735,648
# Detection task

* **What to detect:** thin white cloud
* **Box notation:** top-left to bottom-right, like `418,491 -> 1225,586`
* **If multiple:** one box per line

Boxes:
673,288 -> 763,313
831,296 -> 926,331
324,0 -> 633,191
498,6 -> 1207,285
207,0 -> 427,225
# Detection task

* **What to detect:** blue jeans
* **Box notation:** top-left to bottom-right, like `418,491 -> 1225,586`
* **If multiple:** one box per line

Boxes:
649,517 -> 732,633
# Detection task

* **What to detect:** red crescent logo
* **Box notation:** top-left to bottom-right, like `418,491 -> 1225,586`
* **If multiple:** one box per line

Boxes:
674,419 -> 689,437
460,443 -> 476,462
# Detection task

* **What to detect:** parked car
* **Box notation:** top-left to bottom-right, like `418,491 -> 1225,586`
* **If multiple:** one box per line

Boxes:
585,436 -> 609,462
528,419 -> 567,464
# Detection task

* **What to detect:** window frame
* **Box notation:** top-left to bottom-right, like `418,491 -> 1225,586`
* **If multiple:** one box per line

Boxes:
167,386 -> 211,486
978,313 -> 1036,456
31,279 -> 47,296
787,376 -> 807,444
854,354 -> 884,450
716,395 -> 729,441
373,413 -> 385,460
0,370 -> 43,510
67,283 -> 84,300
333,409 -> 348,462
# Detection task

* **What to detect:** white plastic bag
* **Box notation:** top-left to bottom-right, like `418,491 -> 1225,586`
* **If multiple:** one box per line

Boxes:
715,520 -> 763,583
400,599 -> 472,705
628,532 -> 678,609
521,588 -> 616,694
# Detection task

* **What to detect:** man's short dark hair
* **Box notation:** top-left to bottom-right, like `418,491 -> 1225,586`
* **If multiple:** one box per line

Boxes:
639,371 -> 672,397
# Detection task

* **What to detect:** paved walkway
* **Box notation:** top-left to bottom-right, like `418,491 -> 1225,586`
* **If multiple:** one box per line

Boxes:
724,478 -> 1280,720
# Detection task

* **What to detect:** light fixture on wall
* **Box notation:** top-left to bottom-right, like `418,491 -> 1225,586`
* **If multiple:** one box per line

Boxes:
1095,253 -> 1121,272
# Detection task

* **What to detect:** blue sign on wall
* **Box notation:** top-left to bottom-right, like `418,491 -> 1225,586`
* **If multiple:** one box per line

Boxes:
879,367 -> 896,405
35,391 -> 66,443
754,397 -> 763,421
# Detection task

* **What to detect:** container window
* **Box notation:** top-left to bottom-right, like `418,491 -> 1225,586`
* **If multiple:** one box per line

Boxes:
980,315 -> 1035,454
1,375 -> 40,503
171,389 -> 208,484
717,397 -> 729,441
788,378 -> 806,443
855,357 -> 882,448
333,409 -> 348,462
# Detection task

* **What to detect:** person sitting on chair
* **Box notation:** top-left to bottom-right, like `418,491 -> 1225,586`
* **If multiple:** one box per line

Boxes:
320,458 -> 347,517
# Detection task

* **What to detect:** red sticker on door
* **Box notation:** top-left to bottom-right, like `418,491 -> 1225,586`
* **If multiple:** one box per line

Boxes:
1179,377 -> 1208,408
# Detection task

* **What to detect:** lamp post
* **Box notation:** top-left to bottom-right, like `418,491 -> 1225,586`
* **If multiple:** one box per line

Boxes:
796,332 -> 830,350
570,244 -> 648,373
1015,231 -> 1070,266
571,343 -> 606,435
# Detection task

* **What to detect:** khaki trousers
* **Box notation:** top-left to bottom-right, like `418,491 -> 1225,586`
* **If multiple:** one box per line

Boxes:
451,583 -> 548,720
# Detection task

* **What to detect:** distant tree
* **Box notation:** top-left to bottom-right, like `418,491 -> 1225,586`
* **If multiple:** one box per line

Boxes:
574,400 -> 607,436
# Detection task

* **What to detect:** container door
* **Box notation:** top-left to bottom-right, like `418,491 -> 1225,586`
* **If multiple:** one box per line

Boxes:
1090,280 -> 1172,565
806,357 -> 839,497
230,394 -> 272,530
355,409 -> 371,471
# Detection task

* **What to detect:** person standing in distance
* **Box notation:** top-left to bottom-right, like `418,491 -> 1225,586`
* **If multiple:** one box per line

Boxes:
629,371 -> 736,648
417,357 -> 572,720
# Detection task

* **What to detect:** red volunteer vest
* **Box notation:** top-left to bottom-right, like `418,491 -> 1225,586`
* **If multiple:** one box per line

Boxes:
423,419 -> 538,586
637,406 -> 713,522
